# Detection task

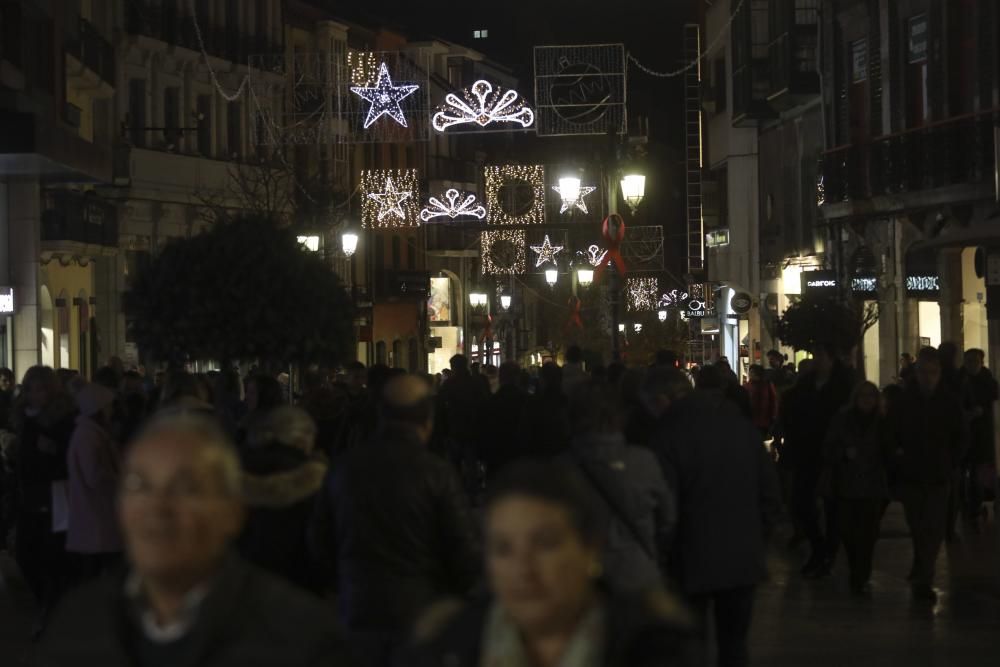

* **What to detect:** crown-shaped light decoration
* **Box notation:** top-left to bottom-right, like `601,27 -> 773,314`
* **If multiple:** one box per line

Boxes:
433,80 -> 535,132
586,244 -> 608,267
420,189 -> 487,222
658,289 -> 690,309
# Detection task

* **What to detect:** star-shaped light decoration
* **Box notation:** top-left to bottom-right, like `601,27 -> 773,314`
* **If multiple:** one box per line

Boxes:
367,178 -> 412,222
530,235 -> 564,268
551,184 -> 597,214
350,62 -> 420,129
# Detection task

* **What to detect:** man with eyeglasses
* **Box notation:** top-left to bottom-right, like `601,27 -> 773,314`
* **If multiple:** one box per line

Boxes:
38,411 -> 353,666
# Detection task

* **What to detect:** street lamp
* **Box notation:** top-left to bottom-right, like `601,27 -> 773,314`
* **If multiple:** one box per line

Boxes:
297,235 -> 321,252
500,294 -> 512,310
341,231 -> 359,257
557,176 -> 582,208
469,291 -> 488,308
545,269 -> 558,286
620,173 -> 646,213
658,308 -> 668,322
576,266 -> 594,287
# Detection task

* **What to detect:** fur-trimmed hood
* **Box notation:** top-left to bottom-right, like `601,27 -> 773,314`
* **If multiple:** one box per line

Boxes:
241,459 -> 327,508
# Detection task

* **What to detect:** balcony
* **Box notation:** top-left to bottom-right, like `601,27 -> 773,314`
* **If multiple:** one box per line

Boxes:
41,191 -> 119,256
425,225 -> 482,256
375,270 -> 430,303
427,156 -> 478,186
65,18 -> 115,96
767,0 -> 820,109
820,112 -> 997,218
731,0 -> 777,126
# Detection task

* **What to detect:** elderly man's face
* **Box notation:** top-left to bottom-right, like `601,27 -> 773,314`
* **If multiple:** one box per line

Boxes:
119,433 -> 243,585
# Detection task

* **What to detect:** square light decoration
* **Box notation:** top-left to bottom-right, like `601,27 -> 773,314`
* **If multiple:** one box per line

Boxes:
361,169 -> 420,229
627,277 -> 659,312
481,229 -> 527,276
485,165 -> 547,226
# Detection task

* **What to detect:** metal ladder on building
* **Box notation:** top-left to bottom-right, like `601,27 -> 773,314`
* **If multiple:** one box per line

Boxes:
684,23 -> 705,278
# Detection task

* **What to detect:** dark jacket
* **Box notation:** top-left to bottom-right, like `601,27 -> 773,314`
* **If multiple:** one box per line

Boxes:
653,391 -> 781,595
823,409 -> 890,499
890,383 -> 968,486
779,362 -> 855,470
958,366 -> 999,465
404,592 -> 694,667
523,389 -> 572,459
478,384 -> 530,475
37,555 -> 352,667
565,433 -> 675,594
436,370 -> 489,448
312,423 -> 479,632
14,402 -> 76,514
237,444 -> 327,594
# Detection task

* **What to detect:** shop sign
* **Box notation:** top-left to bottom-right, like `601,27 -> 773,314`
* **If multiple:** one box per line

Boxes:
908,14 -> 928,64
851,275 -> 878,294
906,275 -> 940,297
730,291 -> 753,314
706,229 -> 730,248
801,269 -> 838,295
684,283 -> 716,318
0,287 -> 13,314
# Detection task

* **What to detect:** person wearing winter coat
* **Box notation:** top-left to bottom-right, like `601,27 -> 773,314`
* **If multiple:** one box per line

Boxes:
403,461 -> 694,667
65,383 -> 123,579
237,406 -> 327,594
643,367 -> 780,667
822,381 -> 891,596
745,364 -> 778,439
887,347 -> 968,603
12,366 -> 77,626
957,348 -> 998,522
563,382 -> 675,594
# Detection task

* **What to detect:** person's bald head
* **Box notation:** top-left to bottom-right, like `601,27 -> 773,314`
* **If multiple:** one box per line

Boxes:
380,374 -> 435,444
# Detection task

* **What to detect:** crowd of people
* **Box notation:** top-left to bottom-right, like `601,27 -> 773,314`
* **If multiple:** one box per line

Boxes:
0,339 -> 993,666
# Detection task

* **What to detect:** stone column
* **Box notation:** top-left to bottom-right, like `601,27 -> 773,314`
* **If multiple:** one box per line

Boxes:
938,247 -> 964,345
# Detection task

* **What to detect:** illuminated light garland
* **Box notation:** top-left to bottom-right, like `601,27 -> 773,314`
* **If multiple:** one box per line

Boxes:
529,235 -> 564,268
481,229 -> 527,276
552,185 -> 597,214
350,62 -> 420,129
361,169 -> 420,229
348,51 -> 378,86
658,289 -> 690,309
485,165 -> 546,226
420,189 -> 487,222
586,245 -> 608,266
432,80 -> 535,132
627,277 -> 659,312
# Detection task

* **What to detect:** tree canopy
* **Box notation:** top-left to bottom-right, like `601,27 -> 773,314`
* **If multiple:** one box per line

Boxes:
776,294 -> 861,355
125,216 -> 354,366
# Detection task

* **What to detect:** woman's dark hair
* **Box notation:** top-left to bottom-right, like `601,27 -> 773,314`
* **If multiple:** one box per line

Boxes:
486,460 -> 605,547
569,382 -> 622,436
539,362 -> 562,393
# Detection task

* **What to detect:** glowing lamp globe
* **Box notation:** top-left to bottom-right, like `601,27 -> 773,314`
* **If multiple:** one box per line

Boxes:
558,177 -> 582,207
621,174 -> 646,212
545,269 -> 558,286
658,309 -> 668,322
341,232 -> 359,257
500,295 -> 512,310
469,292 -> 488,308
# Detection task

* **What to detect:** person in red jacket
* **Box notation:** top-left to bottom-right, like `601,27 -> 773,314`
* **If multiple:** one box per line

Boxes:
745,365 -> 778,440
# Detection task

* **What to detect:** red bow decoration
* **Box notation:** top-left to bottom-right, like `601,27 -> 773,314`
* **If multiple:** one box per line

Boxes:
480,314 -> 494,342
595,214 -> 627,282
565,296 -> 584,331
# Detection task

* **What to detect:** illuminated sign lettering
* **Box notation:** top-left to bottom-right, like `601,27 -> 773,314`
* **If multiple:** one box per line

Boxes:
0,288 -> 13,314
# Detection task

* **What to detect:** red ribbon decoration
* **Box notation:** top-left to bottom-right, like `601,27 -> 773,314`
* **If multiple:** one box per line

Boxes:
595,214 -> 627,282
565,296 -> 584,331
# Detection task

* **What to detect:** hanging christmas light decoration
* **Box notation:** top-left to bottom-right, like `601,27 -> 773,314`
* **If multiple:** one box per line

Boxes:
586,244 -> 608,267
529,234 -> 564,268
627,277 -> 659,312
350,62 -> 420,129
485,165 -> 546,226
481,229 -> 527,276
551,184 -> 597,214
419,189 -> 487,222
348,51 -> 378,86
658,289 -> 690,309
361,169 -> 420,228
432,79 -> 535,132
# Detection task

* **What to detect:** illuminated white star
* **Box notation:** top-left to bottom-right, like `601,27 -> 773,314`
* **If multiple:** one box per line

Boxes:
350,62 -> 419,129
530,235 -> 564,268
366,178 -> 412,221
551,185 -> 597,214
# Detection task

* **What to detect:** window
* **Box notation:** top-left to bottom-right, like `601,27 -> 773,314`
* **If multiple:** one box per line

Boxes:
163,86 -> 180,145
473,29 -> 488,39
391,236 -> 401,267
197,95 -> 212,156
850,39 -> 868,83
906,15 -> 929,127
227,102 -> 242,158
392,340 -> 402,368
128,79 -> 146,147
407,237 -> 416,270
408,338 -> 419,373
713,57 -> 727,112
376,341 -> 387,365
